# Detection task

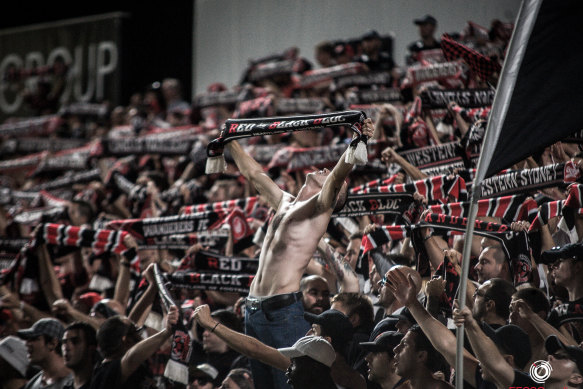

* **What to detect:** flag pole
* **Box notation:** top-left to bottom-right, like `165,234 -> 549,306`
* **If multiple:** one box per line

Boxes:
454,1 -> 543,387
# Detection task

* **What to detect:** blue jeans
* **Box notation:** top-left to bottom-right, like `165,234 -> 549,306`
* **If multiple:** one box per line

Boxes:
245,296 -> 310,389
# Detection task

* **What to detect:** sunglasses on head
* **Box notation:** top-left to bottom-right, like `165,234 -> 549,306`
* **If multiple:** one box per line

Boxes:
378,275 -> 388,287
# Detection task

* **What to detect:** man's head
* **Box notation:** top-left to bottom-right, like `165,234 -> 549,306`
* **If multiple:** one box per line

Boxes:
541,243 -> 583,289
96,316 -> 143,359
188,363 -> 219,389
474,246 -> 509,284
413,15 -> 437,39
304,309 -> 354,352
482,323 -> 531,372
62,321 -> 97,371
344,232 -> 363,270
17,317 -> 65,366
509,287 -> 550,329
471,278 -> 516,322
300,275 -> 331,315
68,199 -> 95,226
220,368 -> 254,389
393,325 -> 447,378
545,335 -> 583,387
388,307 -> 417,334
279,336 -> 336,388
360,331 -> 404,383
330,292 -> 374,330
361,29 -> 382,56
301,168 -> 348,212
314,40 -> 335,68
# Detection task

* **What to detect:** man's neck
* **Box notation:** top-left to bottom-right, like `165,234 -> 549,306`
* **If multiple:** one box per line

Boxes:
379,374 -> 403,389
409,370 -> 448,389
41,355 -> 71,381
567,278 -> 583,301
73,362 -> 95,388
483,313 -> 506,327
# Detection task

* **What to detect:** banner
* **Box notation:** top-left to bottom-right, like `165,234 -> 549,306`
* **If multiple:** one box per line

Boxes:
420,88 -> 494,108
333,192 -> 415,220
107,212 -> 222,241
166,271 -> 254,293
480,162 -> 580,198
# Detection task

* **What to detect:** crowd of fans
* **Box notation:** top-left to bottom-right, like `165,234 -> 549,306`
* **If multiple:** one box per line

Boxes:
0,10 -> 582,389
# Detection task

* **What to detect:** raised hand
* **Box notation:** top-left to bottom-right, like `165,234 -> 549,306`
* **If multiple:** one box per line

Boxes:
385,267 -> 418,306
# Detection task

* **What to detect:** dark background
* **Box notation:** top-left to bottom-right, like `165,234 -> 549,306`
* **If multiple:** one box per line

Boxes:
1,2 -> 194,104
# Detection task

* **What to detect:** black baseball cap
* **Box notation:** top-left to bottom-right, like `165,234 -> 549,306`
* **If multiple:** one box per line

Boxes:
359,331 -> 404,356
361,29 -> 381,41
545,335 -> 583,374
370,317 -> 398,341
414,15 -> 437,26
388,306 -> 417,325
539,243 -> 583,265
304,309 -> 354,346
482,323 -> 532,370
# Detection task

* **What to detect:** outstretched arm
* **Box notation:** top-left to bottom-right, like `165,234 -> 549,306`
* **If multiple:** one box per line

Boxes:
193,304 -> 290,371
226,140 -> 283,210
121,305 -> 178,383
452,302 -> 515,388
386,267 -> 479,387
317,119 -> 375,212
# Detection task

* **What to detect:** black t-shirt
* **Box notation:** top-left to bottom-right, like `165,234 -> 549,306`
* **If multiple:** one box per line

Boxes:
89,359 -> 155,389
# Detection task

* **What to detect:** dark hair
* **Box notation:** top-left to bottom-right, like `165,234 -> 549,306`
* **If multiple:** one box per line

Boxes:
513,287 -> 550,316
484,278 -> 516,320
96,316 -> 128,358
42,334 -> 63,356
408,325 -> 448,373
225,368 -> 255,389
349,231 -> 363,241
330,293 -> 374,329
65,321 -> 97,347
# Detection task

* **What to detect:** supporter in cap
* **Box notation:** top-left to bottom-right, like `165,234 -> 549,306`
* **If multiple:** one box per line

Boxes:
278,336 -> 337,389
0,335 -> 30,388
356,29 -> 395,72
452,303 -> 541,388
388,306 -> 417,334
189,363 -> 219,389
17,317 -> 73,389
540,243 -> 583,340
219,368 -> 255,389
545,335 -> 583,388
192,304 -> 364,389
406,15 -> 440,65
359,331 -> 406,389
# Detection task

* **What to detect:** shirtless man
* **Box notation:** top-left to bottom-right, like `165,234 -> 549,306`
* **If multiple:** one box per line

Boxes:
225,118 -> 374,389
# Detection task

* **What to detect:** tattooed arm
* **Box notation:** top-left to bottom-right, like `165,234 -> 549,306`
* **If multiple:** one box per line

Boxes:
317,239 -> 360,293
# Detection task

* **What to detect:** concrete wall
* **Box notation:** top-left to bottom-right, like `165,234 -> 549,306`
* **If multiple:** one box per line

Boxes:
193,0 -> 522,94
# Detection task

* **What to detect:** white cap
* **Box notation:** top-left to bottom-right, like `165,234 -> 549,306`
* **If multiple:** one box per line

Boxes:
0,336 -> 29,377
193,363 -> 219,379
278,336 -> 336,367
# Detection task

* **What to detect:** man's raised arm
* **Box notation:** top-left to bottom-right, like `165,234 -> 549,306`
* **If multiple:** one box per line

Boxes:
317,119 -> 374,211
226,140 -> 283,209
386,267 -> 480,387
